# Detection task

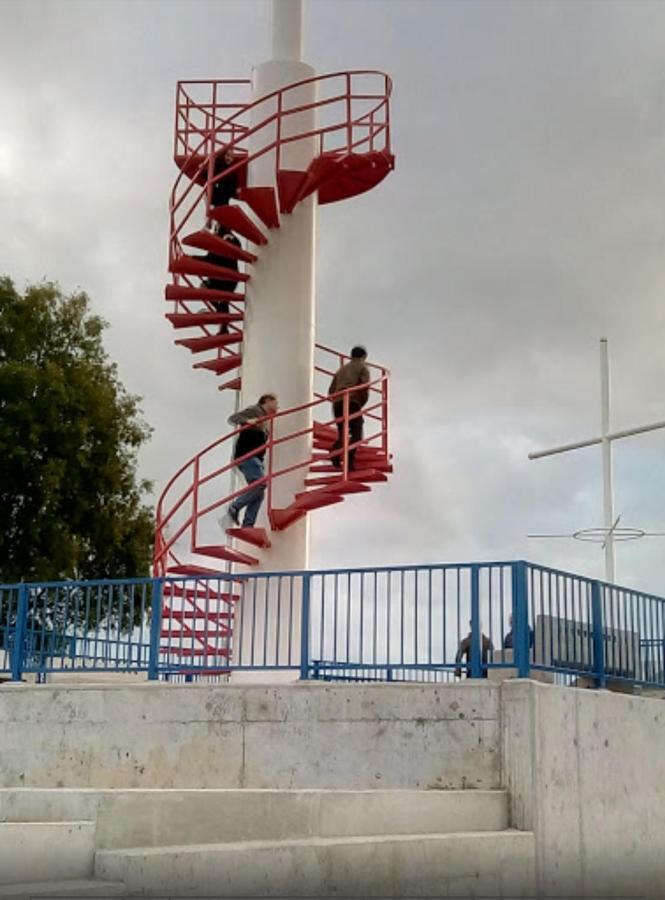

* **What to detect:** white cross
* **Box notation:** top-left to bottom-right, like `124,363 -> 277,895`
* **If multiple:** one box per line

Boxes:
528,338 -> 665,583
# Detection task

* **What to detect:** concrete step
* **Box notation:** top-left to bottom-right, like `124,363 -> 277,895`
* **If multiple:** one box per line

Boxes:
96,830 -> 536,897
0,880 -> 126,899
0,822 -> 95,886
0,788 -> 509,848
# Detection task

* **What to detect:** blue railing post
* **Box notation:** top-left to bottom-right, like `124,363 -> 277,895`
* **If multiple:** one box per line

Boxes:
10,584 -> 28,682
470,565 -> 481,678
511,562 -> 531,678
299,573 -> 311,680
147,578 -> 163,681
591,580 -> 606,689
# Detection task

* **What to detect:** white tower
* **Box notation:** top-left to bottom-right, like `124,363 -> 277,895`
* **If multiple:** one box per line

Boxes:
240,0 -> 317,572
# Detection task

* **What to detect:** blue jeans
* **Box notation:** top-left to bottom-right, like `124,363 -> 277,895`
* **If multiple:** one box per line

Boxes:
229,456 -> 265,527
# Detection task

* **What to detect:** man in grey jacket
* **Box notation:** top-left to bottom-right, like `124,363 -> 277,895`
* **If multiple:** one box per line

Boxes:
221,393 -> 278,529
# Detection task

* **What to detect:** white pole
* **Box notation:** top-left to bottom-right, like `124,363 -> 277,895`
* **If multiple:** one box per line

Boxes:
232,0 -> 316,681
600,338 -> 616,582
272,0 -> 304,60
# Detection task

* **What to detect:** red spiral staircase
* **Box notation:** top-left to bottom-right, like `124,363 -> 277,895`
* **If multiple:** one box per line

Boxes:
154,72 -> 395,671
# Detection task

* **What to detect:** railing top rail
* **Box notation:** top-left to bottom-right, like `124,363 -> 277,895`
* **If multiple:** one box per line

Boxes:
7,559 -> 665,595
155,347 -> 388,520
524,560 -> 665,602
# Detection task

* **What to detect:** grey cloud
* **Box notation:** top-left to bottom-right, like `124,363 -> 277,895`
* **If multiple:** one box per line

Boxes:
2,0 -> 665,592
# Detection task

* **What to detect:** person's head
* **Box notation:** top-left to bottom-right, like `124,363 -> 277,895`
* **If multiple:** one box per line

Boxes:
350,345 -> 367,361
259,393 -> 278,415
223,146 -> 234,165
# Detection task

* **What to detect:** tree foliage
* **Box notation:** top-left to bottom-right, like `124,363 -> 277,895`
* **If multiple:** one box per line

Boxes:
0,277 -> 154,584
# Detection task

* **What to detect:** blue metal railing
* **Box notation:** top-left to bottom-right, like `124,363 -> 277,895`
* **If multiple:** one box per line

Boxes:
0,561 -> 663,689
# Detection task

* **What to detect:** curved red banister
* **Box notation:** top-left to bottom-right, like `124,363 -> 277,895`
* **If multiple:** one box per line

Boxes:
156,70 -> 395,668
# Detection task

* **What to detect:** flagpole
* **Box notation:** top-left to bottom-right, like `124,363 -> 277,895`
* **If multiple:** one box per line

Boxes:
600,338 -> 615,582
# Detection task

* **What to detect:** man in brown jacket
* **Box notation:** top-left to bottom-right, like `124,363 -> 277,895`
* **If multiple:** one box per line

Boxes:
328,346 -> 370,472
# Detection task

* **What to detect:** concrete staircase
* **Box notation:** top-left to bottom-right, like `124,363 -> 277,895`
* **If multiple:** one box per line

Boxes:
0,788 -> 535,897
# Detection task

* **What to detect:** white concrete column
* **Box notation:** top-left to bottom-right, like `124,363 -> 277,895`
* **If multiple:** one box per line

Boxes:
232,1 -> 316,680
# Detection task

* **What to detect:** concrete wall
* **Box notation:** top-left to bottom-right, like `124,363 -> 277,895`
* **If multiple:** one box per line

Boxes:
502,680 -> 665,899
0,682 -> 501,790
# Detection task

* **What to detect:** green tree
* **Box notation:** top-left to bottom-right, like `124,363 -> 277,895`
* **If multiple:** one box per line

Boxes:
0,277 -> 154,585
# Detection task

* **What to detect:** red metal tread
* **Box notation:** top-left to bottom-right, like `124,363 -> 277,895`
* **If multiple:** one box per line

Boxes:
313,422 -> 337,440
237,186 -> 280,229
293,156 -> 340,205
312,450 -> 387,463
293,491 -> 345,512
193,355 -> 242,375
309,463 -> 393,475
276,169 -> 307,214
163,585 -> 240,602
218,377 -> 242,392
167,565 -> 225,577
269,506 -> 308,532
167,312 -> 243,329
161,628 -> 230,639
165,285 -> 245,303
182,230 -> 257,263
301,480 -> 371,497
318,151 -> 395,205
170,256 -> 250,282
163,608 -> 234,621
176,334 -> 243,353
210,206 -> 268,245
194,544 -> 259,566
226,526 -> 271,549
305,470 -> 388,487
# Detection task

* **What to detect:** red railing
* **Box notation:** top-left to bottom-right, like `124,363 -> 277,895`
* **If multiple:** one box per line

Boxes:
156,71 -> 393,575
166,69 -> 393,373
154,345 -> 389,575
169,70 -> 391,270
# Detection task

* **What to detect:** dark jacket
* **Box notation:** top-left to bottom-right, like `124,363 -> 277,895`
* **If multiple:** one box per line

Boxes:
202,234 -> 241,295
328,359 -> 371,409
228,403 -> 268,461
455,632 -> 493,678
210,157 -> 237,208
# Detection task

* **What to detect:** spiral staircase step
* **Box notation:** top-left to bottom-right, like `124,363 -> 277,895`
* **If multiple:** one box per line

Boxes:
210,206 -> 268,245
182,229 -> 257,263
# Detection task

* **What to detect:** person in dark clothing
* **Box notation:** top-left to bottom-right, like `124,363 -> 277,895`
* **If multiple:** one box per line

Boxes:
202,229 -> 242,334
502,615 -> 535,650
210,146 -> 238,209
328,346 -> 371,472
454,623 -> 494,679
220,394 -> 279,529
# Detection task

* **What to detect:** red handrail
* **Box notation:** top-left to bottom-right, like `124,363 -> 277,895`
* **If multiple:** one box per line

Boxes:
154,346 -> 390,574
156,71 -> 394,575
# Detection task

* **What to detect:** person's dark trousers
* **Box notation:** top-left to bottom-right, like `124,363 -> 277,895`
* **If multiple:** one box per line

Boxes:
331,400 -> 363,471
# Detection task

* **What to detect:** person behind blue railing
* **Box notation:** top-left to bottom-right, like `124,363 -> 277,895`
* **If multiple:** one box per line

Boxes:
220,394 -> 279,530
328,345 -> 371,472
454,622 -> 493,679
502,615 -> 534,650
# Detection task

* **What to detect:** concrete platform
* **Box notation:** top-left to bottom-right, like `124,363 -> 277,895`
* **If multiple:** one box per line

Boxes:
0,821 -> 94,885
0,787 -> 509,848
96,830 -> 537,897
0,880 -> 125,899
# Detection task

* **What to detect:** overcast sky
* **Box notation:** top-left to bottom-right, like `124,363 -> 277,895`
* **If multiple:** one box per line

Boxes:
2,0 -> 665,593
